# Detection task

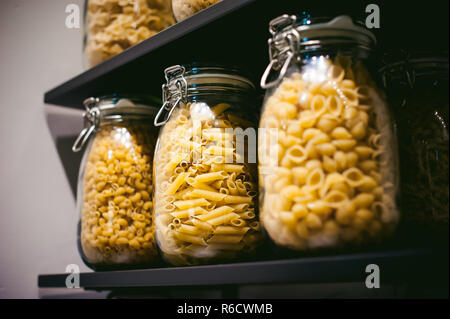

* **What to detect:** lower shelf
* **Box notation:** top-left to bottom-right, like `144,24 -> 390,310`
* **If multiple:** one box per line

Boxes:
38,247 -> 448,291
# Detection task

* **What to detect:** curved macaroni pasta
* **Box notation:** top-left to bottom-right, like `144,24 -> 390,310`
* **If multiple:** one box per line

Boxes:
80,124 -> 158,266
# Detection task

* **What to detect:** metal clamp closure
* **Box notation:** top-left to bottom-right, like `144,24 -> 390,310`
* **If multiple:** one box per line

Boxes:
261,14 -> 300,89
154,65 -> 188,126
72,97 -> 100,152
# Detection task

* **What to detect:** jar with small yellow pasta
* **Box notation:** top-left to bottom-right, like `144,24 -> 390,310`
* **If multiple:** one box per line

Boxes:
258,15 -> 400,251
73,95 -> 160,270
83,0 -> 175,68
153,64 -> 263,266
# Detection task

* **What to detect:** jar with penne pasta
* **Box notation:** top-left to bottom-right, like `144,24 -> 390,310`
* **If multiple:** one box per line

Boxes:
153,64 -> 263,266
73,95 -> 160,270
258,15 -> 400,251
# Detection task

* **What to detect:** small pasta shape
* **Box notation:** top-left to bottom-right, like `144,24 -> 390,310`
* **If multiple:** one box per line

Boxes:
80,123 -> 158,266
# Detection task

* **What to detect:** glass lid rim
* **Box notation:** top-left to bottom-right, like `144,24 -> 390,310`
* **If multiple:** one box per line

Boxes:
88,96 -> 159,118
277,15 -> 377,47
182,64 -> 256,89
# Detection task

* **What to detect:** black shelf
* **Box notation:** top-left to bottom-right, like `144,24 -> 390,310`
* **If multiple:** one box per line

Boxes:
44,0 -> 449,109
44,0 -> 257,108
38,248 -> 447,290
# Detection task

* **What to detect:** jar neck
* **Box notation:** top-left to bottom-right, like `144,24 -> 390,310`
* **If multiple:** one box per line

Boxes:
299,41 -> 372,61
155,65 -> 256,126
97,115 -> 153,128
72,97 -> 156,152
186,85 -> 255,102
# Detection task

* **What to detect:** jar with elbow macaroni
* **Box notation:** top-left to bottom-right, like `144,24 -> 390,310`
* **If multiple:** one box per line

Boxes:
83,0 -> 175,68
73,95 -> 160,270
258,15 -> 400,251
153,65 -> 262,266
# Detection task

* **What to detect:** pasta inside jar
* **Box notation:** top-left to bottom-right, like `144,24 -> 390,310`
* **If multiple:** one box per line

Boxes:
74,97 -> 160,269
80,125 -> 158,267
153,65 -> 262,265
84,0 -> 174,67
259,55 -> 400,250
171,0 -> 222,22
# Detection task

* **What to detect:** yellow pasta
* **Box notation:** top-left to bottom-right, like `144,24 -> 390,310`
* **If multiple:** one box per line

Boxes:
85,0 -> 174,67
197,206 -> 234,221
187,189 -> 227,201
207,234 -> 245,244
195,171 -> 228,183
192,218 -> 214,231
173,198 -> 210,210
179,224 -> 203,235
259,55 -> 399,250
80,124 -> 158,266
174,232 -> 207,246
154,101 -> 261,265
170,207 -> 206,219
207,213 -> 241,226
221,195 -> 253,204
166,172 -> 190,195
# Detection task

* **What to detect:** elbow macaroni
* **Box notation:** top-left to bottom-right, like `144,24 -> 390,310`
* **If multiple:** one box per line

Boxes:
80,124 -> 158,266
259,56 -> 399,250
154,102 -> 262,265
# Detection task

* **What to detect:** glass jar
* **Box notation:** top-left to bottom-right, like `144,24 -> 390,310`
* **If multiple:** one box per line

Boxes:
153,64 -> 262,266
380,52 -> 449,228
73,95 -> 160,270
172,0 -> 221,22
83,0 -> 175,68
258,15 -> 400,251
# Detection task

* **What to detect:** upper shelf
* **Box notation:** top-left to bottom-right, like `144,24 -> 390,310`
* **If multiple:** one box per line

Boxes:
44,0 -> 449,109
45,0 -> 257,108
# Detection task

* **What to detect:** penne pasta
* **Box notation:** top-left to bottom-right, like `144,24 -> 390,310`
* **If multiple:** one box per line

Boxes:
154,101 -> 261,265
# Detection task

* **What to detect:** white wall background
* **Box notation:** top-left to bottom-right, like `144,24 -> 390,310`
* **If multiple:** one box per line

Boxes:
0,0 -> 91,298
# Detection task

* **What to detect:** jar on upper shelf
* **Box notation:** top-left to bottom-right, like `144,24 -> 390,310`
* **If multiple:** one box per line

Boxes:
258,15 -> 400,251
73,95 -> 160,270
153,64 -> 263,266
380,51 -> 449,229
83,0 -> 175,68
172,0 -> 221,22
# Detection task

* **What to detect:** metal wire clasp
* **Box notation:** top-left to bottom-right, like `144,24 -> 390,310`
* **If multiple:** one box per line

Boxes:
72,97 -> 100,152
260,14 -> 300,89
154,65 -> 188,126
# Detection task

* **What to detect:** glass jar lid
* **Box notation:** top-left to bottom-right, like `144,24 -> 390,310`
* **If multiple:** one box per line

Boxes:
154,64 -> 255,126
185,64 -> 255,91
260,15 -> 376,89
72,95 -> 158,152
